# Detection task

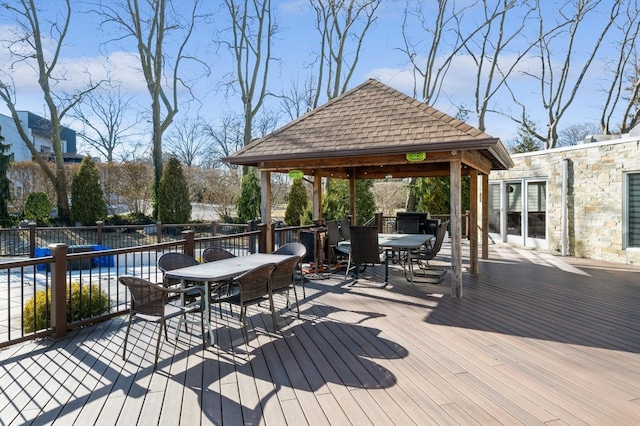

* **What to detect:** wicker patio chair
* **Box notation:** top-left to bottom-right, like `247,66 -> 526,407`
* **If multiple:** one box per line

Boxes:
348,225 -> 383,282
118,275 -> 206,370
269,255 -> 302,319
201,246 -> 239,318
202,247 -> 236,262
227,263 -> 278,344
273,242 -> 307,297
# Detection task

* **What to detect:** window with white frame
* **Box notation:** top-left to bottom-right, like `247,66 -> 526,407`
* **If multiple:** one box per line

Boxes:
626,172 -> 640,248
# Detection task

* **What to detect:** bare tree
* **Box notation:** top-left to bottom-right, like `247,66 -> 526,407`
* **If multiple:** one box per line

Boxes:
0,0 -> 102,222
165,117 -> 212,167
462,0 -> 537,132
400,0 -> 490,104
279,75 -> 316,120
202,113 -> 244,169
98,0 -> 206,217
72,84 -> 141,162
511,0 -> 621,149
599,1 -> 640,134
310,0 -> 380,107
557,122 -> 601,146
222,0 -> 277,152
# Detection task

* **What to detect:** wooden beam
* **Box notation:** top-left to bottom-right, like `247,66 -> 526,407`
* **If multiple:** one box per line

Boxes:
313,170 -> 322,223
469,169 -> 478,274
260,171 -> 273,252
450,160 -> 463,298
349,170 -> 357,224
482,173 -> 489,260
461,150 -> 493,175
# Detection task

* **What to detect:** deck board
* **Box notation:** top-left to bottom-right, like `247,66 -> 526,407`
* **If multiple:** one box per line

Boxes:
3,242 -> 640,425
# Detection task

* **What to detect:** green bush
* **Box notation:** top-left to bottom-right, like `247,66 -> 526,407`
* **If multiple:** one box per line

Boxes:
284,178 -> 308,226
24,191 -> 52,224
158,157 -> 191,224
71,156 -> 108,225
236,168 -> 261,222
23,282 -> 112,333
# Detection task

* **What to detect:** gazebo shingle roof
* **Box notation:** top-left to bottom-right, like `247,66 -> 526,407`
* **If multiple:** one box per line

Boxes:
224,79 -> 512,172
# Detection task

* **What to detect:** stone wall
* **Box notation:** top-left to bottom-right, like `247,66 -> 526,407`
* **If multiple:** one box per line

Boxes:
486,138 -> 640,265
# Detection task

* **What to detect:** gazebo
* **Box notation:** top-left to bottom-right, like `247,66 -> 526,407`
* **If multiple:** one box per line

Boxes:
224,79 -> 513,298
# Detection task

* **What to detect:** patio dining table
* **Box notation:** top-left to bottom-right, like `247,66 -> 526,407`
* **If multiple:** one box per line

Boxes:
164,253 -> 297,344
338,233 -> 434,288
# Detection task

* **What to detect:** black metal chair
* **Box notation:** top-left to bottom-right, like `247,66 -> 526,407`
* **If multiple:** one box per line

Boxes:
348,225 -> 383,282
338,218 -> 352,240
270,255 -> 302,319
326,220 -> 349,269
410,220 -> 450,283
118,275 -> 206,370
227,263 -> 278,344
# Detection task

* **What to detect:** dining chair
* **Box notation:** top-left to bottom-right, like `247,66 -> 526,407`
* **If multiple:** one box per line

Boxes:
338,218 -> 352,240
273,242 -> 307,297
348,225 -> 384,281
118,275 -> 206,370
411,220 -> 450,283
157,252 -> 201,314
227,263 -> 278,344
202,247 -> 238,318
270,255 -> 302,319
396,216 -> 420,234
326,220 -> 349,269
202,247 -> 236,262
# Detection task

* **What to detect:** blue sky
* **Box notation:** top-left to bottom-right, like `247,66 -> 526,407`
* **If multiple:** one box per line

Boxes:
0,1 -> 623,158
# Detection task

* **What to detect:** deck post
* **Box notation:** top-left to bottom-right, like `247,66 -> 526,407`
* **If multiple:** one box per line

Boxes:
49,243 -> 68,340
469,169 -> 478,274
450,159 -> 463,298
182,230 -> 195,257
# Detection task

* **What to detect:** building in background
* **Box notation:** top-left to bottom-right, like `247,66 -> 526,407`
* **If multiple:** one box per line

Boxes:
0,111 -> 82,163
484,126 -> 640,265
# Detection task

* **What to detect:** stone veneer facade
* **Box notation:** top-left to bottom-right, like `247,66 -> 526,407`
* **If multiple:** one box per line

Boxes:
486,136 -> 640,265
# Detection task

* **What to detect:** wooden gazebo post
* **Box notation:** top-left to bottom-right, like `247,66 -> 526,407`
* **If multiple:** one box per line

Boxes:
450,158 -> 463,298
261,171 -> 273,252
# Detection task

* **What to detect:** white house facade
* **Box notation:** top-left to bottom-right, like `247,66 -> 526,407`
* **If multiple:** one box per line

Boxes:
483,131 -> 640,265
0,111 -> 77,162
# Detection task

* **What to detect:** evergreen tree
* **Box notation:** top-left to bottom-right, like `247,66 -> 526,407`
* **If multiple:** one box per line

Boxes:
236,167 -> 261,222
158,157 -> 191,224
24,192 -> 52,225
322,179 -> 376,224
284,178 -> 308,226
413,176 -> 470,215
510,117 -> 542,153
71,156 -> 108,225
0,126 -> 11,226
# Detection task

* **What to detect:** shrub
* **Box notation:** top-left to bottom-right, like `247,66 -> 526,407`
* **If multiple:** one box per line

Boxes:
23,282 -> 112,333
284,178 -> 308,226
158,157 -> 191,224
24,191 -> 52,224
71,156 -> 108,225
236,168 -> 261,222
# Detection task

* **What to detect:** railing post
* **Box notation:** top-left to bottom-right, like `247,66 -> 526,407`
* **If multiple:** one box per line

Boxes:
156,222 -> 162,244
49,243 -> 68,340
375,212 -> 383,232
96,221 -> 103,245
257,223 -> 267,253
465,210 -> 470,240
248,220 -> 257,254
182,230 -> 195,257
211,220 -> 218,237
29,221 -> 37,258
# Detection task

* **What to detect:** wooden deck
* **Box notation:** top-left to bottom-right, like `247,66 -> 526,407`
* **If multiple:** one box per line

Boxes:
2,242 -> 640,425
